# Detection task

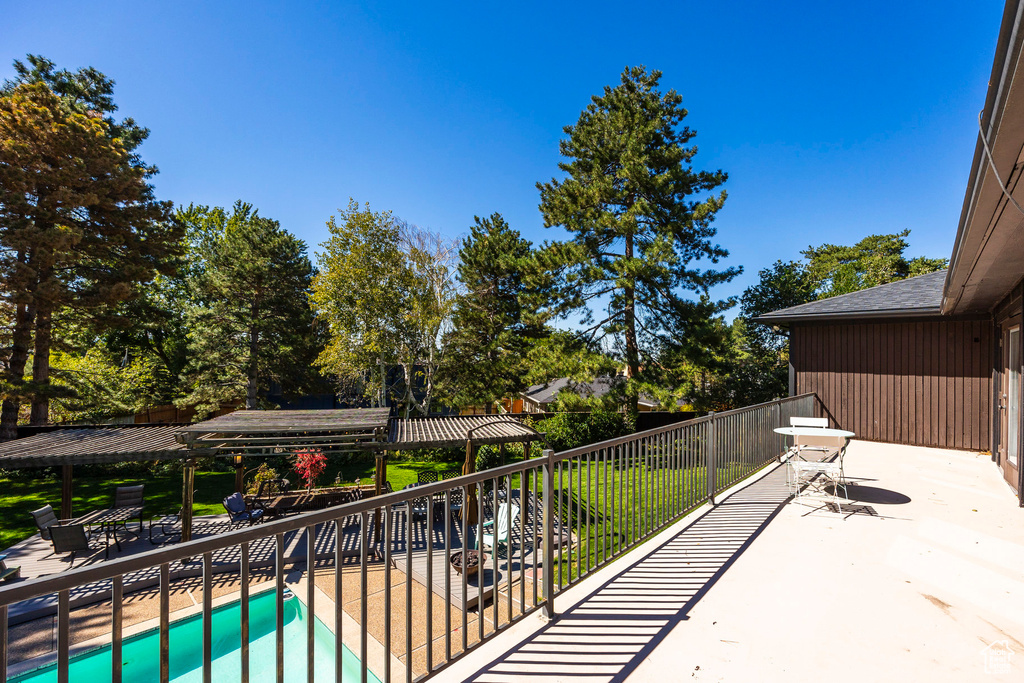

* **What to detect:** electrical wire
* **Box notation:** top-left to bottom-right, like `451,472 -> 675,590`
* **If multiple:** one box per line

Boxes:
977,109 -> 1024,218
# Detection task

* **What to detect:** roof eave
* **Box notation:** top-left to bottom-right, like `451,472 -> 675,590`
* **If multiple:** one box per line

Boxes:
755,307 -> 943,324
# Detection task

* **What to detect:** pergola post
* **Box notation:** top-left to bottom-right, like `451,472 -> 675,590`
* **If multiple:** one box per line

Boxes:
61,464 -> 73,520
499,443 -> 505,467
233,455 -> 245,493
181,458 -> 196,542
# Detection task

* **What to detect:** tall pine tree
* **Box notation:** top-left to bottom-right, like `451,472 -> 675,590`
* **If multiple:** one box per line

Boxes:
176,203 -> 320,415
444,214 -> 542,410
537,66 -> 739,415
0,71 -> 176,436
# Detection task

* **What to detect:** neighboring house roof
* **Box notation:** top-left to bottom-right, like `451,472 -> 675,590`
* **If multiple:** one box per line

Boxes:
522,376 -> 621,405
756,270 -> 947,323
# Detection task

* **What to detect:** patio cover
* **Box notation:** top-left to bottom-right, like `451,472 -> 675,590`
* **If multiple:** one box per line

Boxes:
387,415 -> 542,450
0,425 -> 188,521
175,408 -> 391,454
0,426 -> 186,467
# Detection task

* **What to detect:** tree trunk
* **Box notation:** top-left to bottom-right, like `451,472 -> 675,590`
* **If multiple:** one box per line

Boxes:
0,300 -> 35,439
246,324 -> 259,410
623,230 -> 640,419
29,305 -> 53,425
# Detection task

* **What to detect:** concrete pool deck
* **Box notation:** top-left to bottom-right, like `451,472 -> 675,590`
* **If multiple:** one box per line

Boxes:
437,441 -> 1024,682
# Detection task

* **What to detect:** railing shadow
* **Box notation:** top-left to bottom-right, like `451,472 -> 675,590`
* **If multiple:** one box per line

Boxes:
466,464 -> 793,682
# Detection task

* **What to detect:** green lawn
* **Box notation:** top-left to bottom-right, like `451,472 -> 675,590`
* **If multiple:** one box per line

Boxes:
0,459 -> 462,551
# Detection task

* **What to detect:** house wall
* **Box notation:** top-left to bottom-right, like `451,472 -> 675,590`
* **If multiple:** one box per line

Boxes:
790,318 -> 993,450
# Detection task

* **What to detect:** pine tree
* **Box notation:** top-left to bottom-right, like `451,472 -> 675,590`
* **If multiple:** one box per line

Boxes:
0,77 -> 176,436
537,66 -> 739,416
176,203 -> 321,415
444,214 -> 541,409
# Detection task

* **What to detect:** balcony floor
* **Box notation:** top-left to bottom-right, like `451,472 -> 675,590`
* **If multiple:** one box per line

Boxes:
440,441 -> 1024,682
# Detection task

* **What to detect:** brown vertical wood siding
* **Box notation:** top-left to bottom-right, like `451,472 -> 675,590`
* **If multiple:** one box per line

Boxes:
791,319 -> 992,451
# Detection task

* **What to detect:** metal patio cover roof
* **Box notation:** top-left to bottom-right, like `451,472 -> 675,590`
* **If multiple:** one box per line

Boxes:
0,426 -> 187,467
387,415 -> 541,450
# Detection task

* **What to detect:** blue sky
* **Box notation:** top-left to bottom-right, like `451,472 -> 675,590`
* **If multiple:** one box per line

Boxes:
1,0 -> 1005,315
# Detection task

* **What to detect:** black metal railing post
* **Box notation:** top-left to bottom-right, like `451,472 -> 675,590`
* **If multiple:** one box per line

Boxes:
542,448 -> 556,620
707,412 -> 717,505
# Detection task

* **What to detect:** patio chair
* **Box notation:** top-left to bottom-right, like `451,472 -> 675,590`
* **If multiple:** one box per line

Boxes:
791,460 -> 847,511
222,492 -> 265,528
31,504 -> 69,541
396,483 -> 429,519
149,509 -> 182,545
113,485 -> 145,532
482,502 -> 520,554
417,471 -> 438,484
0,554 -> 20,582
445,485 -> 464,521
789,417 -> 840,457
48,523 -> 96,569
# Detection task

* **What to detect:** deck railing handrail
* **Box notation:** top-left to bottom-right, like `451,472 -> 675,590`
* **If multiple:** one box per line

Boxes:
0,393 -> 823,682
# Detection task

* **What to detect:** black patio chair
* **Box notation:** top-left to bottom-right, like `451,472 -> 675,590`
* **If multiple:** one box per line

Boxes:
113,485 -> 145,532
49,523 -> 96,569
223,493 -> 265,529
417,471 -> 438,484
149,509 -> 182,545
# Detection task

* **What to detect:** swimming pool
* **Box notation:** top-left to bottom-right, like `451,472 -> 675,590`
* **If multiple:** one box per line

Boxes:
12,589 -> 379,683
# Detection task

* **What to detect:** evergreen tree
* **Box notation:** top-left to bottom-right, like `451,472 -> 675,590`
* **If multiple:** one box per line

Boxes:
176,203 -> 320,415
0,78 -> 176,436
537,66 -> 739,415
802,229 -> 947,298
740,260 -> 817,351
444,214 -> 542,409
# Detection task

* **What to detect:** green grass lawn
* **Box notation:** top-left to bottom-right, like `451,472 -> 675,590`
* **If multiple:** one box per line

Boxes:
0,458 -> 463,551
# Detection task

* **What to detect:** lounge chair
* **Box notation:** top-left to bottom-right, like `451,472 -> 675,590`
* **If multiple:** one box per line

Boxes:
482,502 -> 520,554
0,554 -> 19,582
223,492 -> 265,528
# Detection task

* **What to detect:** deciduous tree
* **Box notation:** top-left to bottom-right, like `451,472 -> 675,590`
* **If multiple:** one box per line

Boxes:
311,201 -> 458,415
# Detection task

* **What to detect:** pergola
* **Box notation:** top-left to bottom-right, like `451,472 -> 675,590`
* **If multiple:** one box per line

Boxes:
1,409 -> 545,544
0,425 -> 187,521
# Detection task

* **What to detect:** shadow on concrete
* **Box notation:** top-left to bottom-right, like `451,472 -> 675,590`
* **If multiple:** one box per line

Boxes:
465,464 -> 794,683
841,484 -> 911,505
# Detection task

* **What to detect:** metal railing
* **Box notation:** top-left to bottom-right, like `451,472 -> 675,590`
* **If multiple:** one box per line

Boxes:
0,394 -> 819,683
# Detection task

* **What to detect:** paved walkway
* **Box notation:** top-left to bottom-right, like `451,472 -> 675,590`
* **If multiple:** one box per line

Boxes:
441,441 -> 1024,682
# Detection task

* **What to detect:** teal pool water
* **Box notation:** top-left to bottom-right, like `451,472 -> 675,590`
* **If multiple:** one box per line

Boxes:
12,589 -> 379,683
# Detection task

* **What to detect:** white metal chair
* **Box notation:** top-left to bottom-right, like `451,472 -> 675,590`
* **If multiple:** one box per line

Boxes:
791,460 -> 847,511
482,502 -> 520,554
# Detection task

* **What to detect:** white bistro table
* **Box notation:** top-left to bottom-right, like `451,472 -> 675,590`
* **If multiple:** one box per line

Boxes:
773,426 -> 855,508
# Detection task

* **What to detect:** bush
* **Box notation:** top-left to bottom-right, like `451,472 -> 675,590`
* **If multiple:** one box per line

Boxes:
534,410 -> 630,452
475,444 -> 503,472
247,462 -> 283,495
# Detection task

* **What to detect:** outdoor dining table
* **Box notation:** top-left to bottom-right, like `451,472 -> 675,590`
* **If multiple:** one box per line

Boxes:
773,426 -> 855,460
774,426 -> 855,507
75,506 -> 144,559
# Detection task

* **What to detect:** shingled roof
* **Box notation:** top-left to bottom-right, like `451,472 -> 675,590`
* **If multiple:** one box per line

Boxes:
756,269 -> 947,323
